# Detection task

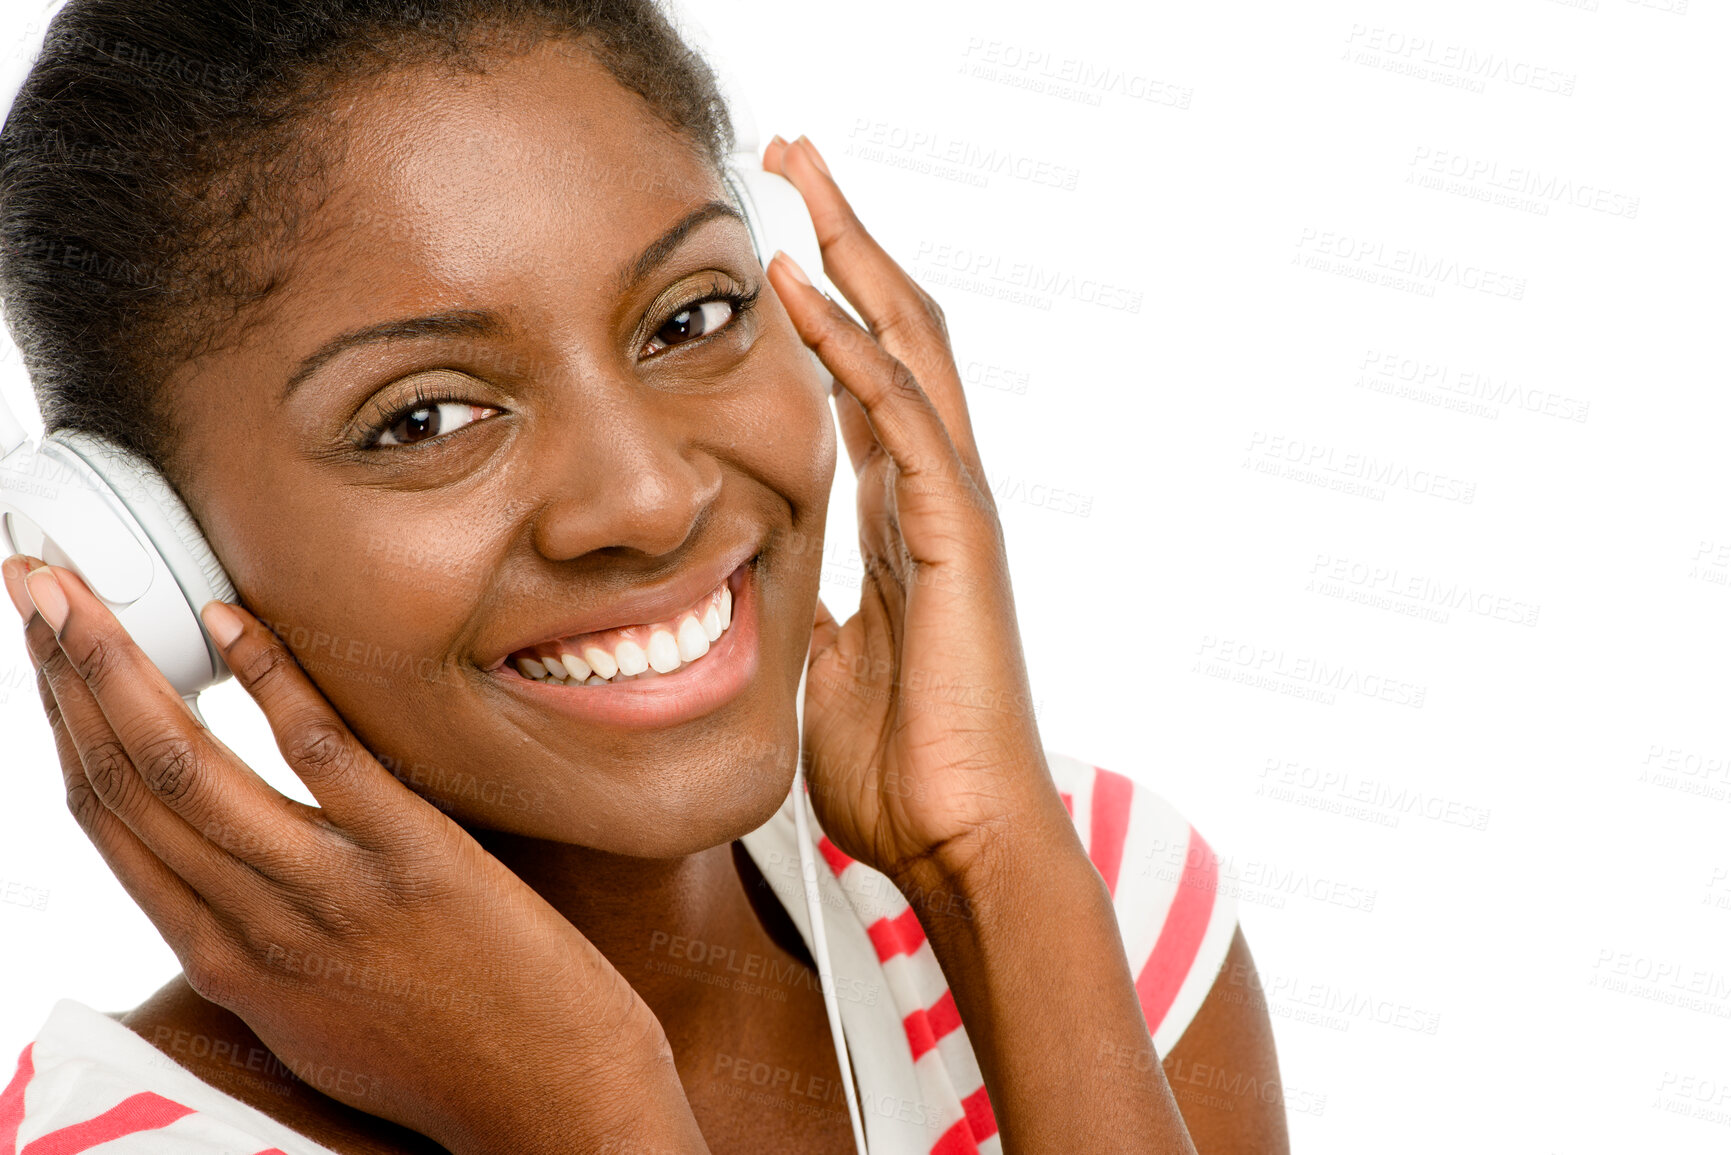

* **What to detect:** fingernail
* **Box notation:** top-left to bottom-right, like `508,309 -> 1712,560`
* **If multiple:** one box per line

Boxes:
4,555 -> 35,622
201,601 -> 243,649
25,566 -> 68,634
796,135 -> 831,177
768,134 -> 788,148
775,250 -> 813,287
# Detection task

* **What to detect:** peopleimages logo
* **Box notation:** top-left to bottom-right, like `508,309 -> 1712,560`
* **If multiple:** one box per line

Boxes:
1244,431 -> 1478,505
958,38 -> 1194,110
1355,348 -> 1591,424
1294,228 -> 1527,301
1341,24 -> 1577,96
1408,146 -> 1640,220
1193,634 -> 1428,710
912,241 -> 1143,314
846,119 -> 1081,191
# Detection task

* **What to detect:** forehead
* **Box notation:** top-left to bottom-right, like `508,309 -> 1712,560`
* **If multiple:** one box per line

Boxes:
244,39 -> 729,355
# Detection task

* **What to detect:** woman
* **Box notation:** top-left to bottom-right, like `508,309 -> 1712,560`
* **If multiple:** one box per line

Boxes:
0,1 -> 1285,1151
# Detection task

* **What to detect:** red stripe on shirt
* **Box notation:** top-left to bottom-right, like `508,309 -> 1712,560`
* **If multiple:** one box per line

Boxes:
1134,825 -> 1218,1036
932,1115 -> 982,1155
908,991 -> 964,1063
1088,767 -> 1135,897
905,1008 -> 938,1061
1059,791 -> 1073,816
1,1044 -> 35,1155
818,836 -> 855,878
926,990 -> 962,1043
866,905 -> 926,962
961,1083 -> 998,1140
20,1091 -> 194,1155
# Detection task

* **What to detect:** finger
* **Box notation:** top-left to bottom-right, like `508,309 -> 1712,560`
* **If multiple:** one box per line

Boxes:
31,630 -> 212,949
203,598 -> 425,840
23,599 -> 274,906
809,597 -> 842,660
831,384 -> 908,578
832,382 -> 879,479
763,133 -> 791,175
769,254 -> 995,560
763,135 -> 984,475
5,552 -> 42,622
27,566 -> 319,873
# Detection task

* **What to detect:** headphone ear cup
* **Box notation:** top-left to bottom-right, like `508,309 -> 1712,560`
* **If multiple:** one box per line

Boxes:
726,157 -> 861,328
52,431 -> 238,675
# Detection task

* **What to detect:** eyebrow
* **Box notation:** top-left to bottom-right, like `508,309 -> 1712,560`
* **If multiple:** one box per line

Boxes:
278,198 -> 747,405
613,199 -> 744,295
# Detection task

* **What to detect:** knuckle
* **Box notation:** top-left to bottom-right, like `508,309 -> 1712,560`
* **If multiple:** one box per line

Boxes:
811,312 -> 860,357
919,293 -> 952,342
298,891 -> 366,940
83,738 -> 134,800
137,734 -> 202,806
285,719 -> 352,779
72,630 -> 121,688
64,777 -> 104,828
234,638 -> 299,692
180,942 -> 236,1007
885,360 -> 924,401
872,292 -> 949,349
828,210 -> 870,252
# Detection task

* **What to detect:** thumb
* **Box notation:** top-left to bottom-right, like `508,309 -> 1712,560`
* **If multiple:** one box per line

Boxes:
809,596 -> 842,660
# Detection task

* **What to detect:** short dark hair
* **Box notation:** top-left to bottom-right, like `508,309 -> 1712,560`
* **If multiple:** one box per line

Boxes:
0,0 -> 734,477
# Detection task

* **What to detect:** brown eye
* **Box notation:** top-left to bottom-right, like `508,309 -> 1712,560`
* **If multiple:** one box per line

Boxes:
643,299 -> 736,358
376,402 -> 494,447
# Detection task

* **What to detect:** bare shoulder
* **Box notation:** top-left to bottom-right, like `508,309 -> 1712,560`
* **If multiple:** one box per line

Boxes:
1161,928 -> 1291,1155
118,975 -> 444,1155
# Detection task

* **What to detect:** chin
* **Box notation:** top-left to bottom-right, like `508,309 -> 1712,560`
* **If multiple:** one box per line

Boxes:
415,698 -> 806,859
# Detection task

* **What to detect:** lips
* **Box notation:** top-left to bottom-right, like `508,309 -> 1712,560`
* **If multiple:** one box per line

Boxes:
507,572 -> 735,685
482,540 -> 757,674
489,561 -> 762,730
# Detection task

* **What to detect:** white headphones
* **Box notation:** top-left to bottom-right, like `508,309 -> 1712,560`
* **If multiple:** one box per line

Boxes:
0,6 -> 867,1151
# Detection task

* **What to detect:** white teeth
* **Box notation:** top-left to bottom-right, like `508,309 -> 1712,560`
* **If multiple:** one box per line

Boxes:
513,578 -> 738,687
676,615 -> 710,661
583,646 -> 618,680
647,629 -> 682,673
615,639 -> 650,677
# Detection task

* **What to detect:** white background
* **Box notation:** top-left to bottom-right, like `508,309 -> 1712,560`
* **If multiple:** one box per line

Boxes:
3,0 -> 1729,1150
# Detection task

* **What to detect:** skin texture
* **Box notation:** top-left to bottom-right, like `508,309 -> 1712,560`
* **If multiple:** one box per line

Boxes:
3,35 -> 1287,1154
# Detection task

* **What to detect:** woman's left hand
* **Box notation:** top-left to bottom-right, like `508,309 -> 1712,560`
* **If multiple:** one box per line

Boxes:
762,136 -> 1070,892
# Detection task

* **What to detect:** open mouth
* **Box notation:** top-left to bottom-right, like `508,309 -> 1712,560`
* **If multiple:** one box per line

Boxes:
503,562 -> 747,688
486,552 -> 763,729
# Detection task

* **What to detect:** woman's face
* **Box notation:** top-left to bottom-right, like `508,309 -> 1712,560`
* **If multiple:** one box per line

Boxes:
165,39 -> 837,856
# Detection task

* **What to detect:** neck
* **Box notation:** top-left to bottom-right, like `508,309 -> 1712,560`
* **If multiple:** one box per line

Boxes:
467,830 -> 803,1050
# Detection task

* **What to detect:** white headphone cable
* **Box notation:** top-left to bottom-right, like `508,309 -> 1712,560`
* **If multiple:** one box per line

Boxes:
791,661 -> 870,1155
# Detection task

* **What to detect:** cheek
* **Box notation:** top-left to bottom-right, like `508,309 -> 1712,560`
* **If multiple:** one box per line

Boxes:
202,453 -> 516,739
734,328 -> 838,515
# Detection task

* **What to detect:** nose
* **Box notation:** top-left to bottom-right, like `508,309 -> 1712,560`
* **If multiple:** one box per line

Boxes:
528,386 -> 724,562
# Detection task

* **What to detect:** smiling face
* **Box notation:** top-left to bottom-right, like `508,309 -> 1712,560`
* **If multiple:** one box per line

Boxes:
163,38 -> 837,856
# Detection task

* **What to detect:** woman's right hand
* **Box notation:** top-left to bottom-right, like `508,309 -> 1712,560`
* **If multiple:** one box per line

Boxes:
3,556 -> 709,1155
